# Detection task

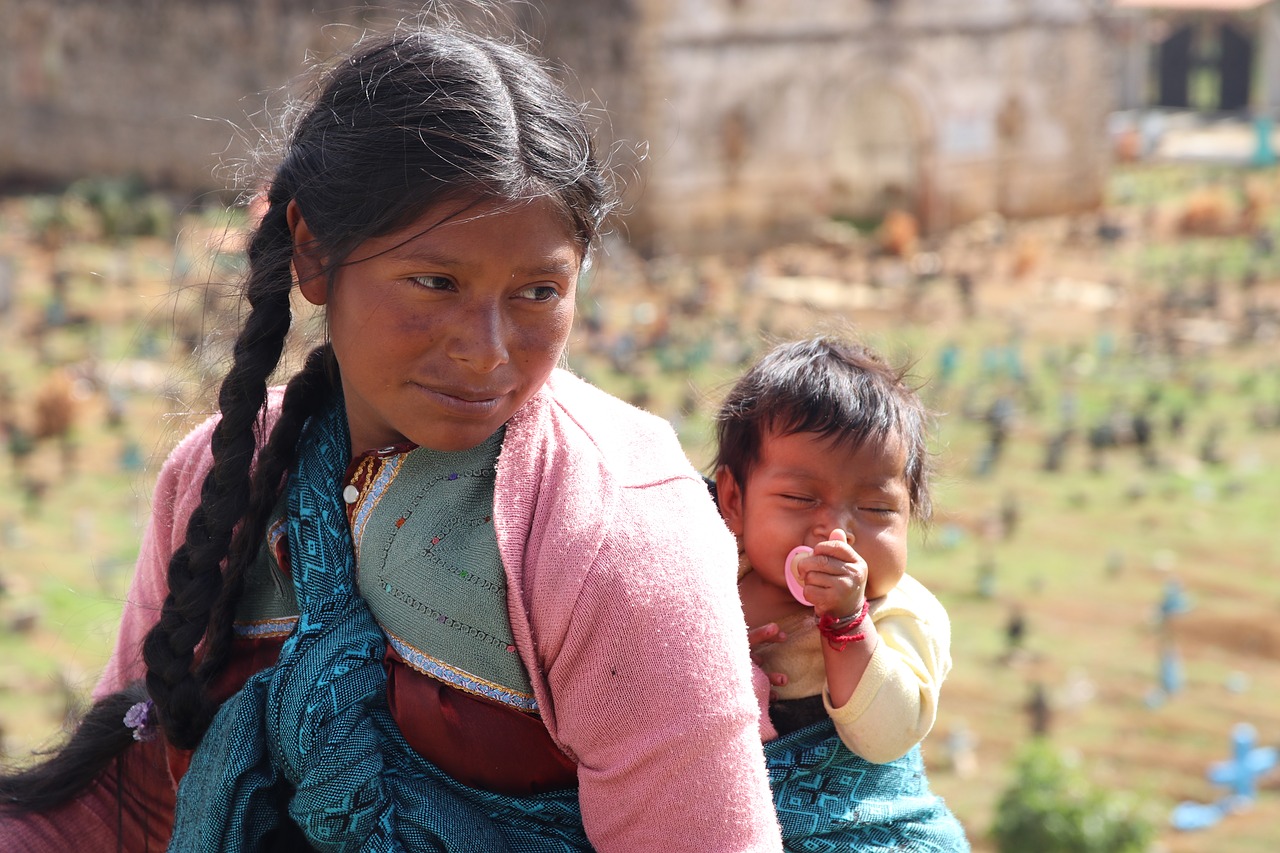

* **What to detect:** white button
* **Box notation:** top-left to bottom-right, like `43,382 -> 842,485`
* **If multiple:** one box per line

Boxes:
343,485 -> 359,504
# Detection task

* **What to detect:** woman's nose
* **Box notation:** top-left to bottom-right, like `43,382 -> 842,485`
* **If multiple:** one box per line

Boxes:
450,300 -> 509,372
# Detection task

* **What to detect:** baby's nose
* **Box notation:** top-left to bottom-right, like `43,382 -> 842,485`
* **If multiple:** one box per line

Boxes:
815,511 -> 856,543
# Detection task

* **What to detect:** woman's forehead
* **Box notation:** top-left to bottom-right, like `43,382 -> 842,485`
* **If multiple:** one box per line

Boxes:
347,196 -> 582,266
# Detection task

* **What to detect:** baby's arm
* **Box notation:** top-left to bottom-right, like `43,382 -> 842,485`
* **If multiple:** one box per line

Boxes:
794,530 -> 880,708
825,582 -> 951,763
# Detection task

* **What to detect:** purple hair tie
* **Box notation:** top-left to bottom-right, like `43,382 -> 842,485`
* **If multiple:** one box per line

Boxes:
124,699 -> 157,742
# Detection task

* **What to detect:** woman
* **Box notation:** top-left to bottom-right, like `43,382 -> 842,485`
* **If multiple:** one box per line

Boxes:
1,23 -> 782,852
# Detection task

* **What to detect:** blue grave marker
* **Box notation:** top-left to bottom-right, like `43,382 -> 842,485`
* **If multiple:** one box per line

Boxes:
119,440 -> 145,474
938,343 -> 960,384
1170,800 -> 1225,832
1207,723 -> 1277,802
1147,642 -> 1184,708
1160,644 -> 1183,696
1251,116 -> 1276,168
1171,722 -> 1278,832
1157,579 -> 1192,625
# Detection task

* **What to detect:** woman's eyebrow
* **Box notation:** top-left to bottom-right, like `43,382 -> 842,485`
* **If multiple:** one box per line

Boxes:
387,246 -> 578,278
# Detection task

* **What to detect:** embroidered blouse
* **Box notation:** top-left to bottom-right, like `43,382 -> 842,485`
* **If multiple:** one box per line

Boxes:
229,428 -> 576,794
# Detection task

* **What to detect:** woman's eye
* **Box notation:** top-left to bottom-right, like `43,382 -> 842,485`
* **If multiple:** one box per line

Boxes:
517,284 -> 560,302
410,275 -> 454,291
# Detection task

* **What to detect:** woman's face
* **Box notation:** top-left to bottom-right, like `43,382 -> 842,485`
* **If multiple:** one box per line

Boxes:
291,196 -> 581,454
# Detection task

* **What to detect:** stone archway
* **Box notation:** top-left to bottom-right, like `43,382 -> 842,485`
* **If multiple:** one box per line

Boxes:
830,83 -> 930,230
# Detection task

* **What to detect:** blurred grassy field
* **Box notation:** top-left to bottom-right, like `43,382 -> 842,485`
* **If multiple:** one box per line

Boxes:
2,163 -> 1280,851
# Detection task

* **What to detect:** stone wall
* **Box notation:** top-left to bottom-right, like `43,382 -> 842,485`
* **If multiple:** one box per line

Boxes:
2,0 -> 1111,253
0,0 -> 423,194
533,0 -> 1113,253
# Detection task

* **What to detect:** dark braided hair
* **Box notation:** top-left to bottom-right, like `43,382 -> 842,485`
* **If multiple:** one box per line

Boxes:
193,343 -> 335,700
140,191 -> 301,748
1,22 -> 614,817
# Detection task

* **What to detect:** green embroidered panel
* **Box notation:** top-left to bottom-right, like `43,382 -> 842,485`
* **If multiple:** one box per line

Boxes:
231,428 -> 534,710
350,428 -> 536,711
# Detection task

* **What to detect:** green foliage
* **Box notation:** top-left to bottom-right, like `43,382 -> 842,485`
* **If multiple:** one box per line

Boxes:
23,194 -> 74,246
831,213 -> 884,234
65,175 -> 176,239
19,177 -> 178,244
992,742 -> 1156,853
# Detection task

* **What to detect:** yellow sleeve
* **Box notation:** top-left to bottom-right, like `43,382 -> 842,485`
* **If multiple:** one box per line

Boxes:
822,576 -> 952,763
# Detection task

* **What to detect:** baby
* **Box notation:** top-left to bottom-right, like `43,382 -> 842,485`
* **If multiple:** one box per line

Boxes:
714,336 -> 953,763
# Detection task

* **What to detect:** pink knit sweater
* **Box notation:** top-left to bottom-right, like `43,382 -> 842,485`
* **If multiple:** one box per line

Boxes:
98,369 -> 784,852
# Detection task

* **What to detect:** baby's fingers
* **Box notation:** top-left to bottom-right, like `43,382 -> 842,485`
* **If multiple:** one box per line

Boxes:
813,532 -> 861,564
748,622 -> 787,649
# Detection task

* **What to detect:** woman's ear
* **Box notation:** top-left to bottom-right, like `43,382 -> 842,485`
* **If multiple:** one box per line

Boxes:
286,199 -> 328,306
715,465 -> 746,537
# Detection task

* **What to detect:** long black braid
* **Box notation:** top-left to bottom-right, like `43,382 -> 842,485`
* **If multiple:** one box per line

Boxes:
140,193 -> 301,749
197,343 -> 335,691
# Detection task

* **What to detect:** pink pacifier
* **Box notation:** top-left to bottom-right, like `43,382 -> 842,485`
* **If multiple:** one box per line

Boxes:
785,545 -> 814,606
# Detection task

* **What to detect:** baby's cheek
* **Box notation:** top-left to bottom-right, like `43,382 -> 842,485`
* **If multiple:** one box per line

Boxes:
864,560 -> 906,600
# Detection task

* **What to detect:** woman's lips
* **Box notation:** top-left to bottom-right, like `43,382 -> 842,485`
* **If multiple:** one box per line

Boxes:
411,382 -> 504,415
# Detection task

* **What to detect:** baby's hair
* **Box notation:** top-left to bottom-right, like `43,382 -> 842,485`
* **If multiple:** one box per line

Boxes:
713,337 -> 933,523
0,22 -> 617,816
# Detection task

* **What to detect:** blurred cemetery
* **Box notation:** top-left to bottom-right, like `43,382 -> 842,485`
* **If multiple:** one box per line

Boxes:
4,1 -> 1280,851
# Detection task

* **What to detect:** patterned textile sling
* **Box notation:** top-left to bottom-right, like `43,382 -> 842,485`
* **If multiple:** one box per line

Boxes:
764,720 -> 969,852
168,402 -> 589,852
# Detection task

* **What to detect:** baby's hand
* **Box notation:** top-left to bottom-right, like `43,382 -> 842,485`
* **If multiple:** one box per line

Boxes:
746,622 -> 789,692
747,622 -> 788,649
797,529 -> 867,619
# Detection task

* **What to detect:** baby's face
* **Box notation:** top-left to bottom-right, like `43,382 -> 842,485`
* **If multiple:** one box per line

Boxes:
719,429 -> 910,601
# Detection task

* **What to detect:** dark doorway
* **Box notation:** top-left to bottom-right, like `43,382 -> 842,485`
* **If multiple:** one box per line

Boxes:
1219,22 -> 1253,111
1157,25 -> 1193,108
1156,20 -> 1255,112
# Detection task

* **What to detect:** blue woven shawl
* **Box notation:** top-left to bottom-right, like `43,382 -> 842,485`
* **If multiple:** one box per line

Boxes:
764,721 -> 970,851
168,402 -> 589,852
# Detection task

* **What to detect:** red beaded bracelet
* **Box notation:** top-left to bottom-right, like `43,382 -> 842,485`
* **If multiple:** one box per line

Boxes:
817,600 -> 870,651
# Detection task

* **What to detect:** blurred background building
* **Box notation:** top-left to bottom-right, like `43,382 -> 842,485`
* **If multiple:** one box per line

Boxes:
3,1 -> 1277,254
